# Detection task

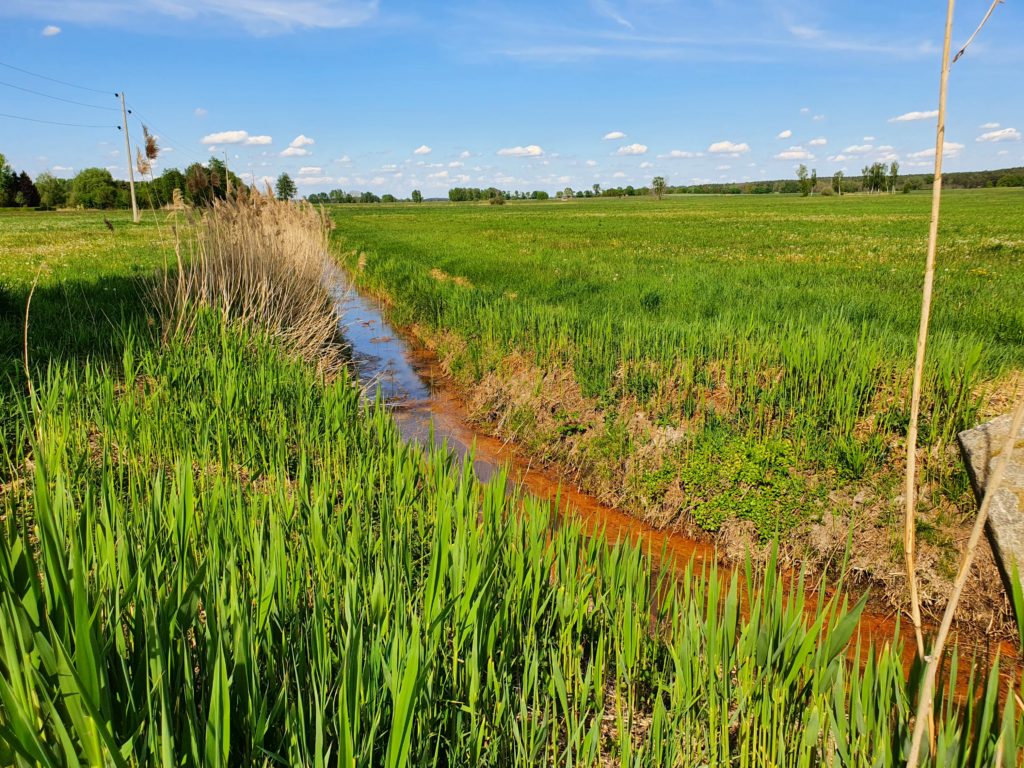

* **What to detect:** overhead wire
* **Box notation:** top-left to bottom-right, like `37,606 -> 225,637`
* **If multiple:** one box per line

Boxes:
0,111 -> 116,129
0,59 -> 112,95
0,78 -> 118,111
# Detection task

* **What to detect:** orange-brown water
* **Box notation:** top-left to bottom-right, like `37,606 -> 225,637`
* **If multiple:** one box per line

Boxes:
331,274 -> 1019,700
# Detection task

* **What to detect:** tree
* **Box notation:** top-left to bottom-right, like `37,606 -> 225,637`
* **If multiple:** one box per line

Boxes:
592,183 -> 601,196
797,164 -> 811,197
888,161 -> 900,194
381,193 -> 397,203
411,189 -> 423,203
153,168 -> 186,207
14,172 -> 40,207
651,176 -> 667,200
0,153 -> 15,207
810,169 -> 817,195
35,172 -> 69,208
832,170 -> 844,196
70,168 -> 118,209
275,172 -> 296,201
563,187 -> 573,200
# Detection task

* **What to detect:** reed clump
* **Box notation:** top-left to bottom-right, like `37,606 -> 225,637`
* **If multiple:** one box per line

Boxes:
153,193 -> 341,368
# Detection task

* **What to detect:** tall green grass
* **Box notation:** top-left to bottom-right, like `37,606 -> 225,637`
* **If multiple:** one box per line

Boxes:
333,192 -> 1023,535
1,312 -> 1020,765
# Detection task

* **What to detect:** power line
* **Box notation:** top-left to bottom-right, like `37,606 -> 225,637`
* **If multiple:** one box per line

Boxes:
0,59 -> 111,95
0,111 -> 116,129
0,78 -> 117,111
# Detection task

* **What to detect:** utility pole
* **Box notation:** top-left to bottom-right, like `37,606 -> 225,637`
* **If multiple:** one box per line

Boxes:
117,91 -> 140,223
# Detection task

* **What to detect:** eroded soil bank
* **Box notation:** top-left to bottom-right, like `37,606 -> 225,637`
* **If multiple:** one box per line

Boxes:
330,269 -> 1020,696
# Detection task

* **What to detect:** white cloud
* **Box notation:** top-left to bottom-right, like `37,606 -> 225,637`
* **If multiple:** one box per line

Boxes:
459,150 -> 471,159
413,144 -> 432,155
41,25 -> 61,36
200,130 -> 250,145
281,146 -> 311,157
612,171 -> 626,178
907,142 -> 964,159
298,166 -> 323,175
708,140 -> 750,155
808,137 -> 827,146
290,134 -> 315,148
295,175 -> 334,186
842,144 -> 874,154
497,145 -> 544,157
194,107 -> 207,118
245,135 -> 272,145
448,161 -> 464,168
979,122 -> 1000,129
813,114 -> 825,121
977,127 -> 1021,143
659,149 -> 702,159
863,136 -> 876,141
800,107 -> 810,114
428,170 -> 449,180
616,143 -> 648,155
640,161 -> 654,169
889,110 -> 938,122
335,155 -> 351,163
877,145 -> 894,151
51,165 -> 74,174
777,129 -> 792,139
25,0 -> 379,33
603,131 -> 626,140
775,148 -> 814,160
715,164 -> 731,170
585,159 -> 598,166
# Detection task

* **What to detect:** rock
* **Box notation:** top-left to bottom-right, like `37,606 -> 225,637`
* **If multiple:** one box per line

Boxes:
958,414 -> 1024,599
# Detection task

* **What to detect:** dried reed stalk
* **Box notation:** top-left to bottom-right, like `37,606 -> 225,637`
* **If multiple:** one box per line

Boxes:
151,191 -> 341,371
903,0 -> 956,663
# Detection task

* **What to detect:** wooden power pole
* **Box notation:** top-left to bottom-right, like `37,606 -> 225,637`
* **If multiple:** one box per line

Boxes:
117,91 -> 140,223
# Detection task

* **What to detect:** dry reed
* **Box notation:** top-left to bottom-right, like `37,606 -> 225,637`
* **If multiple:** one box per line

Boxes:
151,192 -> 342,370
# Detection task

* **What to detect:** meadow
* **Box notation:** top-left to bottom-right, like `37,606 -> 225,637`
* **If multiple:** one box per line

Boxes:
332,190 -> 1024,606
1,199 -> 1022,765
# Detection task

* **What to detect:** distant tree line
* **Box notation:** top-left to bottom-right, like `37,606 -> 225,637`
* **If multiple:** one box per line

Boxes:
0,153 -> 248,210
664,165 -> 1024,196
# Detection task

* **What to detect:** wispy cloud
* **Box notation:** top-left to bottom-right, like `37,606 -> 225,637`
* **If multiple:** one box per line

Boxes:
616,143 -> 647,156
708,140 -> 750,155
658,150 -> 702,159
603,130 -> 626,140
6,0 -> 381,34
775,147 -> 814,161
41,24 -> 60,36
497,145 -> 544,157
590,0 -> 632,30
907,142 -> 964,159
889,110 -> 938,122
200,130 -> 272,146
976,127 -> 1020,143
777,129 -> 792,139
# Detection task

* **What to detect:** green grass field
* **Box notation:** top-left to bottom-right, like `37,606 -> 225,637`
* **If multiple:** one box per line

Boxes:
332,190 -> 1024,552
1,202 -> 1022,764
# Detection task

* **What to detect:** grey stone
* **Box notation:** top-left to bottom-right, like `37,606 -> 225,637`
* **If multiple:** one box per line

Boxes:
958,414 -> 1024,598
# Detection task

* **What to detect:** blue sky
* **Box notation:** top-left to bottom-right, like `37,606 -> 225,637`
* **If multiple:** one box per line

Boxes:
1,1 -> 1022,196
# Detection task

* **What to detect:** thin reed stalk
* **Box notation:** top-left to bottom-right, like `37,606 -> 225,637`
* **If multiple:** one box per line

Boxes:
904,0 -> 956,661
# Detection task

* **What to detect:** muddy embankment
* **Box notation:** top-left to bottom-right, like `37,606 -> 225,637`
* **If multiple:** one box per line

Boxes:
330,268 -> 1021,698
